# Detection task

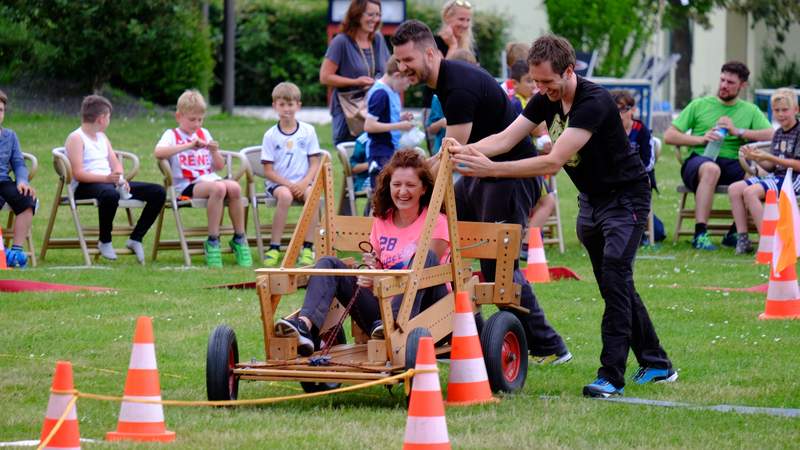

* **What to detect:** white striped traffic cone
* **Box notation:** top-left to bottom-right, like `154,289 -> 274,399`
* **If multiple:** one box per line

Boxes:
525,227 -> 550,283
760,264 -> 800,319
39,361 -> 81,450
446,291 -> 496,406
756,189 -> 778,265
403,336 -> 450,450
106,316 -> 175,442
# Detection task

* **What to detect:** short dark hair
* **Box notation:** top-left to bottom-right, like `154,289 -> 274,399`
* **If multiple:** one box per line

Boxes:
610,89 -> 635,107
528,34 -> 576,75
510,60 -> 529,82
391,20 -> 436,50
81,95 -> 112,123
721,61 -> 750,82
0,89 -> 7,107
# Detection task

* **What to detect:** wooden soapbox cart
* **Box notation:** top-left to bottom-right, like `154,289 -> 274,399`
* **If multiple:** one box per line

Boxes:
206,144 -> 533,401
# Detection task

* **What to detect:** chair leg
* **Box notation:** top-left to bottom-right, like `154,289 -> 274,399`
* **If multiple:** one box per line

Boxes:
69,203 -> 92,266
673,192 -> 688,244
172,202 -> 192,266
151,206 -> 166,262
252,199 -> 264,262
40,187 -> 64,261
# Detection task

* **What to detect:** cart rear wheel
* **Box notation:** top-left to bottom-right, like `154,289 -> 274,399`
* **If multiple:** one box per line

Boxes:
481,311 -> 528,393
300,327 -> 346,393
404,327 -> 432,371
207,325 -> 239,402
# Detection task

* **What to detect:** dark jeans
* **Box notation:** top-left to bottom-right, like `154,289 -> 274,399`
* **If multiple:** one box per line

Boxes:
576,186 -> 672,388
455,175 -> 567,356
74,181 -> 166,243
300,252 -> 447,332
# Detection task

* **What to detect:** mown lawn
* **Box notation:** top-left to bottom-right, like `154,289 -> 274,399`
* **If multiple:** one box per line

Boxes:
1,112 -> 799,449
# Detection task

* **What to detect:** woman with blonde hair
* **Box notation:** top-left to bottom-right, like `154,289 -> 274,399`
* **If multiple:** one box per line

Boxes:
437,0 -> 475,59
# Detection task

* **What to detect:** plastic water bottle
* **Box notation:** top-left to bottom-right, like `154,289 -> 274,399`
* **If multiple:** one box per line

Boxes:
702,127 -> 728,161
117,174 -> 132,200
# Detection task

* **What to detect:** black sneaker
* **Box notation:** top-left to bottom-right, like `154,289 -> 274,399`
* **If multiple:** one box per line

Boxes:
274,317 -> 315,357
735,235 -> 754,255
721,229 -> 738,248
370,320 -> 385,340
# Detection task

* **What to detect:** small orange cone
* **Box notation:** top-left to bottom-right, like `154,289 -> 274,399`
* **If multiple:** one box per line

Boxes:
759,264 -> 800,319
525,227 -> 550,283
756,189 -> 778,264
0,228 -> 8,270
106,316 -> 176,442
446,292 -> 497,406
39,361 -> 81,450
403,336 -> 450,450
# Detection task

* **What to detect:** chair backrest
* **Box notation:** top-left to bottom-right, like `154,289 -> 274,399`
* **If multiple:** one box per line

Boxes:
52,147 -> 72,184
157,149 -> 248,188
335,143 -> 355,178
53,146 -> 141,182
241,146 -> 265,179
21,152 -> 38,182
651,136 -> 662,162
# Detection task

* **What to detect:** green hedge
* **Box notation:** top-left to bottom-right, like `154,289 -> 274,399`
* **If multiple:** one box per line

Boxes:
0,0 -> 213,105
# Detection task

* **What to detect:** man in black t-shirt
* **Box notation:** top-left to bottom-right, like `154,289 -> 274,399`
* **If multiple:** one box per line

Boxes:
392,20 -> 571,365
450,34 -> 676,398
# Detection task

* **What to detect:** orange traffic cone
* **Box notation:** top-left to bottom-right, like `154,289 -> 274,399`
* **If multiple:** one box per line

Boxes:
106,316 -> 176,442
39,361 -> 81,450
525,227 -> 550,283
446,291 -> 496,406
0,228 -> 7,270
759,264 -> 800,319
403,336 -> 450,450
756,189 -> 778,264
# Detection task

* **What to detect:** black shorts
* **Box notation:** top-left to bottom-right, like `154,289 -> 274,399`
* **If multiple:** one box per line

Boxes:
0,180 -> 37,215
680,153 -> 744,191
180,183 -> 196,198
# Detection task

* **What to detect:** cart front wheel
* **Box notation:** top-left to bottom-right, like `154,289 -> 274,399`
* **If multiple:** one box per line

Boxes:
481,311 -> 528,393
207,325 -> 239,402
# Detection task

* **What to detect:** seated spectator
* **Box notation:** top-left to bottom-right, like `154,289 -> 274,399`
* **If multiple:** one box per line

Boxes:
611,89 -> 665,244
728,88 -> 800,254
0,90 -> 36,268
664,61 -> 773,250
68,95 -> 166,264
260,82 -> 322,268
273,149 -> 449,356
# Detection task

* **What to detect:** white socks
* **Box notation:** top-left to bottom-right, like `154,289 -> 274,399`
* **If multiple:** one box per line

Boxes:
125,239 -> 145,264
97,242 -> 117,260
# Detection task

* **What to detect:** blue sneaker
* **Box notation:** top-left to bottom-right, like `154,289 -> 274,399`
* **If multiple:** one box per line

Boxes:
583,378 -> 624,398
691,232 -> 717,250
631,367 -> 678,384
6,247 -> 27,268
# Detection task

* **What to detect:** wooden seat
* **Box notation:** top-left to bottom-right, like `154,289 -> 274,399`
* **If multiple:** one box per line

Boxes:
151,151 -> 250,266
2,152 -> 38,266
673,141 -> 768,243
40,147 -> 148,265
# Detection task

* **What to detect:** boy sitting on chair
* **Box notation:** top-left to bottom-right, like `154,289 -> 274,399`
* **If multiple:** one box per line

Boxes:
261,82 -> 322,267
154,90 -> 252,268
0,90 -> 36,268
66,95 -> 165,264
728,88 -> 800,254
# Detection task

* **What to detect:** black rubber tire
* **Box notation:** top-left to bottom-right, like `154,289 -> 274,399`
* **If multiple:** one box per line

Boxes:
404,327 -> 433,371
300,327 -> 347,393
481,311 -> 528,393
206,325 -> 239,402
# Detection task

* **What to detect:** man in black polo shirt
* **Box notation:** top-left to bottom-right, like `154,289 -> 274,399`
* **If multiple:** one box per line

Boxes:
392,20 -> 571,366
450,34 -> 676,397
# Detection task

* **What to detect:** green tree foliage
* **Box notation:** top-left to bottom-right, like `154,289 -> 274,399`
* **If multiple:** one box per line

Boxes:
1,0 -> 213,105
544,0 -> 657,77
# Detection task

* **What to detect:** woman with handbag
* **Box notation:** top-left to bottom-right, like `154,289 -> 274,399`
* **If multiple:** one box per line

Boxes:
320,0 -> 391,145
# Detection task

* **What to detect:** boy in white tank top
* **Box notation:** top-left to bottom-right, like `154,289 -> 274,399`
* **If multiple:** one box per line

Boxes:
65,95 -> 166,263
154,90 -> 252,268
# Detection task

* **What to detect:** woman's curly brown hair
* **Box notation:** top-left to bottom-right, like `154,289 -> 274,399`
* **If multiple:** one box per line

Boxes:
371,149 -> 438,220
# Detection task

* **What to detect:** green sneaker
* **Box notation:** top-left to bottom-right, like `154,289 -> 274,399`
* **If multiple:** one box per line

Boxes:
299,247 -> 315,266
204,239 -> 223,268
691,232 -> 717,250
264,248 -> 282,268
229,238 -> 253,267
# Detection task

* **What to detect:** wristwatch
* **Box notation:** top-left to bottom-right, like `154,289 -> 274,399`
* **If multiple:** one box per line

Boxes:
735,128 -> 746,137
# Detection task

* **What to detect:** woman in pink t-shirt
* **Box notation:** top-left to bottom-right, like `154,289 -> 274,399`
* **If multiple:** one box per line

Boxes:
274,149 -> 450,356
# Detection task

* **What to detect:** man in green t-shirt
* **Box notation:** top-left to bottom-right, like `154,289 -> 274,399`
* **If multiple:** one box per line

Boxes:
664,61 -> 773,250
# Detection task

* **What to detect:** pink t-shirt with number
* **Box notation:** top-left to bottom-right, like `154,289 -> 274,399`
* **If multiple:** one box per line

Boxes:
369,207 -> 449,270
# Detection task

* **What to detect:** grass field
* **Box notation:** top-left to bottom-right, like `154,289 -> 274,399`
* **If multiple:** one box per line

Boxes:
1,112 -> 799,449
